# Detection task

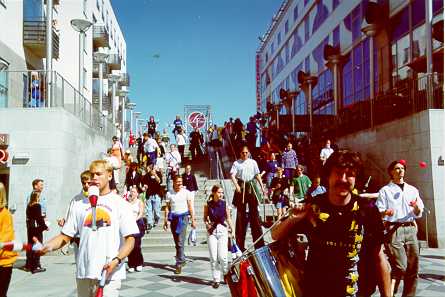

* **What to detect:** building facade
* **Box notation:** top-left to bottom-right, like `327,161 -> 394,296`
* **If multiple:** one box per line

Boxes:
256,0 -> 444,246
0,0 -> 130,239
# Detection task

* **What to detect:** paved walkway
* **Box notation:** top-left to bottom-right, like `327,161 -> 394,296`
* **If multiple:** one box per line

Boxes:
8,248 -> 445,297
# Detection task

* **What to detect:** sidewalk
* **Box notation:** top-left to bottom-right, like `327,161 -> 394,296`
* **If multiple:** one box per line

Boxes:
8,248 -> 445,297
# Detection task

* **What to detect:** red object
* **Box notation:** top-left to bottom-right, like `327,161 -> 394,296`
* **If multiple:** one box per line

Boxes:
0,149 -> 8,164
386,209 -> 394,216
89,195 -> 98,207
399,159 -> 406,166
129,131 -> 135,146
187,112 -> 206,129
95,269 -> 107,297
409,198 -> 418,207
0,241 -> 31,252
419,161 -> 427,168
239,260 -> 258,297
95,287 -> 103,297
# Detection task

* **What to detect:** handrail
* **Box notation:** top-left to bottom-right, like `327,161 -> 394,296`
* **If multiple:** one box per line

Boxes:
223,128 -> 236,160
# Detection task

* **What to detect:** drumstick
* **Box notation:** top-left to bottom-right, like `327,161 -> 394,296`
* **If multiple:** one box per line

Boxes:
242,181 -> 246,204
95,269 -> 107,297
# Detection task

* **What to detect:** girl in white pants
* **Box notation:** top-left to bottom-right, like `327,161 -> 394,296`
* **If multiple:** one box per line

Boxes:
203,185 -> 234,288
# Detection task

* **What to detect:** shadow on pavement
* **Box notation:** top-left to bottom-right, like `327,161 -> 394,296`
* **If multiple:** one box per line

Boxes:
419,273 -> 445,281
143,261 -> 176,272
186,255 -> 210,262
159,274 -> 212,286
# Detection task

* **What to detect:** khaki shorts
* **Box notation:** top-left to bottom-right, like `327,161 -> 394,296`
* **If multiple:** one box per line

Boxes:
76,278 -> 121,297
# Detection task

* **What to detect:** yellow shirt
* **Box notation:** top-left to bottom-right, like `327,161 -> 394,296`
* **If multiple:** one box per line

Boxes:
0,208 -> 18,267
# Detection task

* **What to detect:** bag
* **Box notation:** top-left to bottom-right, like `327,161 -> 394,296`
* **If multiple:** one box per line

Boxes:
188,228 -> 197,246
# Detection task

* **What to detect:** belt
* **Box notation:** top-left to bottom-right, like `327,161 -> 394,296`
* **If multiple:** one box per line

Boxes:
387,221 -> 415,227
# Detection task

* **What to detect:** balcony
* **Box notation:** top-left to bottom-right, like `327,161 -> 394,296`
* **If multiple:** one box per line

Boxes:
107,54 -> 121,71
93,24 -> 109,49
23,18 -> 60,59
119,73 -> 130,87
92,78 -> 109,112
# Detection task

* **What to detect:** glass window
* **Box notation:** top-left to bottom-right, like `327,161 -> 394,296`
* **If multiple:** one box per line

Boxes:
285,20 -> 289,35
0,61 -> 8,108
433,0 -> 444,14
333,25 -> 340,47
304,17 -> 310,42
343,55 -> 353,106
412,25 -> 426,59
412,0 -> 426,27
333,0 -> 340,10
305,56 -> 310,72
293,5 -> 298,21
285,42 -> 290,63
391,7 -> 409,41
353,44 -> 363,101
278,32 -> 281,46
351,4 -> 362,41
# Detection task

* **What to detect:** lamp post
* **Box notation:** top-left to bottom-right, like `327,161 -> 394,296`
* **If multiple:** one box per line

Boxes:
108,74 -> 121,127
127,102 -> 136,133
70,19 -> 93,97
119,89 -> 129,144
46,0 -> 53,107
133,111 -> 141,136
93,52 -> 108,128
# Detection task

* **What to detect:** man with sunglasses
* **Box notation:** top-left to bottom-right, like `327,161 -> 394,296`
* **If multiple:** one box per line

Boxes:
230,146 -> 266,251
272,150 -> 391,297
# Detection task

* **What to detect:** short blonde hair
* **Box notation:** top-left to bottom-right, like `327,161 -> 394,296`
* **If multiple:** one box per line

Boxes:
89,160 -> 113,173
0,182 -> 7,208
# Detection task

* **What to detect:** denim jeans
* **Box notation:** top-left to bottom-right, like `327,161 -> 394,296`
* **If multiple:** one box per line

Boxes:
170,216 -> 189,266
146,194 -> 161,225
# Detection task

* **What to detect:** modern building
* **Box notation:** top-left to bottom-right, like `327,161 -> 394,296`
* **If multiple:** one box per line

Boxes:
256,0 -> 444,246
0,0 -> 130,239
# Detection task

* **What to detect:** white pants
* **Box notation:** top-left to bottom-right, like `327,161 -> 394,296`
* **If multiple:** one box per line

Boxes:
207,224 -> 229,282
76,278 -> 121,297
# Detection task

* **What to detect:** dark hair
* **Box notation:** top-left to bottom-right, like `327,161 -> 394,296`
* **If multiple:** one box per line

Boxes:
32,179 -> 43,188
387,160 -> 406,178
211,185 -> 222,193
322,150 -> 363,182
172,175 -> 182,182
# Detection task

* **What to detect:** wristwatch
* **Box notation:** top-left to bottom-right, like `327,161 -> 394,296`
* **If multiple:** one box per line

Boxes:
112,256 -> 122,265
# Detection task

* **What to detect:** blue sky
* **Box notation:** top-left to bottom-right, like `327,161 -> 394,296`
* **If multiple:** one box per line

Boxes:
112,0 -> 282,133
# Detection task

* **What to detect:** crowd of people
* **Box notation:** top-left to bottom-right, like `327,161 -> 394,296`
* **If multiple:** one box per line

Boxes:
0,113 -> 426,297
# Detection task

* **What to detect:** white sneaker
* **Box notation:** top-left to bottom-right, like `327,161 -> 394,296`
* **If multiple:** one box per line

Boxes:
136,266 -> 143,272
128,268 -> 135,273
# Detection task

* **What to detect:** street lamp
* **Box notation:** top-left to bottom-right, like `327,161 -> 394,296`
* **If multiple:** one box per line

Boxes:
70,19 -> 93,96
108,74 -> 121,127
119,89 -> 129,144
127,102 -> 136,133
133,111 -> 141,136
93,52 -> 108,128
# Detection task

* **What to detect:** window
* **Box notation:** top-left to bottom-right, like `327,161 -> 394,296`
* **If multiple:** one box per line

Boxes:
293,5 -> 298,21
285,20 -> 289,35
333,26 -> 340,47
277,32 -> 281,46
304,17 -> 309,42
351,4 -> 362,41
0,59 -> 8,108
333,0 -> 340,10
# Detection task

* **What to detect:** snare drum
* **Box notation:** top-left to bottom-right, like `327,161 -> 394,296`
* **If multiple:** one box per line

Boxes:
225,259 -> 258,297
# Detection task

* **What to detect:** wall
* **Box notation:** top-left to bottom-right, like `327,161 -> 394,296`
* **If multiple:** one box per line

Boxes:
0,107 -> 110,240
337,110 -> 445,247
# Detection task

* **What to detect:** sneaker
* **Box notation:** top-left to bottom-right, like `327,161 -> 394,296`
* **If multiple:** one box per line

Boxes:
136,266 -> 142,272
128,268 -> 135,273
212,281 -> 220,289
174,265 -> 182,274
31,267 -> 46,274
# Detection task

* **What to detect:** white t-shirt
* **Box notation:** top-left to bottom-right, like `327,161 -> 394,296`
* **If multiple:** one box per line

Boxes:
144,138 -> 159,153
128,199 -> 141,220
166,187 -> 192,214
165,151 -> 181,168
62,192 -> 139,280
320,147 -> 334,160
176,134 -> 186,146
230,158 -> 260,182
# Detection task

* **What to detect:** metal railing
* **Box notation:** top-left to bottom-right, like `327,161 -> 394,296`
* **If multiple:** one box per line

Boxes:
315,73 -> 444,140
3,70 -> 115,139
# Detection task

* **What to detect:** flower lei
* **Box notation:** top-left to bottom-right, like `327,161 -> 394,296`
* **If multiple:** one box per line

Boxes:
311,200 -> 363,297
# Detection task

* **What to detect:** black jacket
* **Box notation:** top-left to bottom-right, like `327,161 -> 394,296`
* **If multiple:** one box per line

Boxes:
125,171 -> 143,191
182,173 -> 198,192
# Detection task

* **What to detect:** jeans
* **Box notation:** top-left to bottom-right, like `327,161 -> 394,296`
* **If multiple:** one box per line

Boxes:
386,225 -> 419,297
207,225 -> 229,282
170,216 -> 189,266
146,194 -> 161,225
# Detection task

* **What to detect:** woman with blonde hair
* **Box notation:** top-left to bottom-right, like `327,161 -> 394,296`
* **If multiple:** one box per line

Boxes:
26,191 -> 48,273
0,182 -> 17,296
203,185 -> 234,288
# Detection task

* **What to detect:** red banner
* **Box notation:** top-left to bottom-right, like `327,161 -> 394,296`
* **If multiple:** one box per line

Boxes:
256,54 -> 261,112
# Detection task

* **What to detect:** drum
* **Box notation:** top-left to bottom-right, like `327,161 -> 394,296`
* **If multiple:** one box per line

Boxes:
268,234 -> 306,297
225,259 -> 257,297
247,245 -> 287,296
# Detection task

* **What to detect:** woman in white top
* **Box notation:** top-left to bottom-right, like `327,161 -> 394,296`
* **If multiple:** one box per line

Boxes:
176,130 -> 186,161
127,186 -> 145,272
